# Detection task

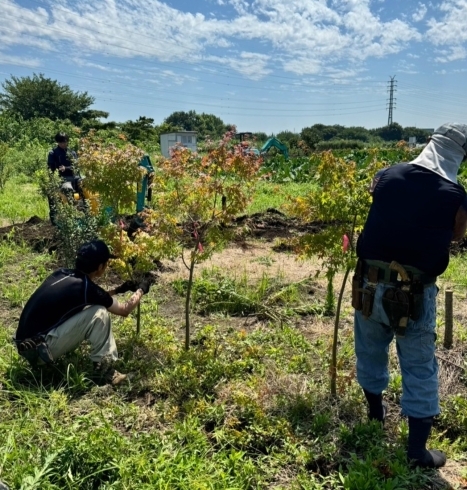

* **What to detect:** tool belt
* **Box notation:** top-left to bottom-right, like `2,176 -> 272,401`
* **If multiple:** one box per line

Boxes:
352,259 -> 436,337
13,336 -> 54,366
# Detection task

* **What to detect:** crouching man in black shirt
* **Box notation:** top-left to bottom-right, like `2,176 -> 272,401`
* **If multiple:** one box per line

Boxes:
14,240 -> 150,385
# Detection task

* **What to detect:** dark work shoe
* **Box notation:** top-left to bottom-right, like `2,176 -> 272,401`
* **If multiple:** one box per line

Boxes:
93,362 -> 127,386
409,449 -> 447,469
407,416 -> 447,469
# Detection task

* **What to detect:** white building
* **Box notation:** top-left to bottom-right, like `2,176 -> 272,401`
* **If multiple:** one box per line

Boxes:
160,131 -> 198,158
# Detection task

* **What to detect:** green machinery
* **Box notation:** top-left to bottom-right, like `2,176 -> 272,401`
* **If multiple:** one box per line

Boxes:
136,155 -> 155,212
260,137 -> 289,160
237,134 -> 289,160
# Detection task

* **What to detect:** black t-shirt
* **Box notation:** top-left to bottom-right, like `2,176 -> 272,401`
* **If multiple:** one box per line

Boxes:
47,147 -> 76,178
16,269 -> 113,340
357,163 -> 467,277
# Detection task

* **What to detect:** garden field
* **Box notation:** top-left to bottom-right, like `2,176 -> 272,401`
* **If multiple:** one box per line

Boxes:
1,173 -> 467,490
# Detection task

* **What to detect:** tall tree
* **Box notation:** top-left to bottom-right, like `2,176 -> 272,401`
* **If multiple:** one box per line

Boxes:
120,116 -> 157,143
164,110 -> 228,140
371,122 -> 404,142
402,126 -> 431,144
0,73 -> 107,124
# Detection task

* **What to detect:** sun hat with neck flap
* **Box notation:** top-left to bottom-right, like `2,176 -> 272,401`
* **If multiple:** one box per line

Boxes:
409,123 -> 467,184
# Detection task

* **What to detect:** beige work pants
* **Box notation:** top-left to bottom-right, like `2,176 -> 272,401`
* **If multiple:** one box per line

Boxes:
45,305 -> 118,363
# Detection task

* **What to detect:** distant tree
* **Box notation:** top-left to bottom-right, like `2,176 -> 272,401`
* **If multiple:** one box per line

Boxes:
321,125 -> 342,141
339,126 -> 370,142
0,73 -> 107,125
197,113 -> 230,140
402,126 -> 431,144
300,126 -> 323,149
253,132 -> 268,143
164,110 -> 228,140
120,116 -> 157,144
371,122 -> 404,142
315,139 -> 365,151
153,121 -> 180,141
276,130 -> 300,147
164,110 -> 199,132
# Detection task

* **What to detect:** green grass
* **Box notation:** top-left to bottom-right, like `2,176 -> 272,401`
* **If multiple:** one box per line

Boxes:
1,244 -> 466,489
247,181 -> 318,215
0,178 -> 316,224
0,178 -> 466,489
442,253 -> 467,289
172,267 -> 326,320
0,175 -> 48,225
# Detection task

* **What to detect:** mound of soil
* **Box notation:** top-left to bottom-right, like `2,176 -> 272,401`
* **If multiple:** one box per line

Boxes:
2,211 -> 465,259
0,216 -> 57,253
235,208 -> 326,240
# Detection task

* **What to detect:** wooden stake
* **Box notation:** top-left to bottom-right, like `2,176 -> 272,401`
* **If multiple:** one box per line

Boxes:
444,289 -> 453,350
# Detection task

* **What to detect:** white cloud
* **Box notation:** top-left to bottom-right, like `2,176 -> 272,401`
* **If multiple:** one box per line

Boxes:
0,52 -> 41,68
396,60 -> 419,74
72,58 -> 125,73
426,0 -> 467,48
412,3 -> 427,22
434,46 -> 466,62
0,0 -> 424,80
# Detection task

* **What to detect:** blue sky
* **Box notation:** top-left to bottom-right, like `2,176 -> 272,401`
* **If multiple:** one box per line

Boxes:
0,0 -> 466,134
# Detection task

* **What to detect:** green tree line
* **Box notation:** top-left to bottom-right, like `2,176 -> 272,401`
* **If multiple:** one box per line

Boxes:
0,72 -> 432,180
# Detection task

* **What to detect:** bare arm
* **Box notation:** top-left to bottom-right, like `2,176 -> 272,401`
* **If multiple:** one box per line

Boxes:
453,205 -> 467,242
107,289 -> 144,317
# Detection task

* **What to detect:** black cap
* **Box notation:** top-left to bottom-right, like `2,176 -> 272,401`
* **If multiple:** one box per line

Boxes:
76,240 -> 116,270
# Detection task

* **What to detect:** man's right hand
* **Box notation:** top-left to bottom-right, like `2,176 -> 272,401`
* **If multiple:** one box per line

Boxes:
138,280 -> 151,295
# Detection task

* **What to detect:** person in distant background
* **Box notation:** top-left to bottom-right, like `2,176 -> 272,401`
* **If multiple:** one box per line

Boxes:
47,132 -> 81,224
353,123 -> 467,469
48,132 -> 77,178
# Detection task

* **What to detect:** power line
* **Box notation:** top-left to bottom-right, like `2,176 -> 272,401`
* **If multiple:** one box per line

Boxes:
97,97 -> 386,117
0,58 -> 386,115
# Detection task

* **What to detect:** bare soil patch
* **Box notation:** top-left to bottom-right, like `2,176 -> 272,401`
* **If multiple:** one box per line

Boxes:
0,215 -> 56,253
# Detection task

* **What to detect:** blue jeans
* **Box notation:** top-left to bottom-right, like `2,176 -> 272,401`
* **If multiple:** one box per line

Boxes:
354,281 -> 439,418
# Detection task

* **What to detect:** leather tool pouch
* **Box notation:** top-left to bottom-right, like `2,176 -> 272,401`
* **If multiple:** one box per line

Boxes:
361,266 -> 379,319
410,280 -> 424,321
351,259 -> 364,310
382,288 -> 410,336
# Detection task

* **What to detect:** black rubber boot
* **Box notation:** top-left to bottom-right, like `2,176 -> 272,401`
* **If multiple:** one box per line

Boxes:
407,416 -> 446,468
363,389 -> 387,423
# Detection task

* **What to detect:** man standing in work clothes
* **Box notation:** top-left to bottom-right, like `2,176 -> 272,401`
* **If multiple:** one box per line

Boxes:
47,132 -> 80,224
14,240 -> 151,385
353,123 -> 467,468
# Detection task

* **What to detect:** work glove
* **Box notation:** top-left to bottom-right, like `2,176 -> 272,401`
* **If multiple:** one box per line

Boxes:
138,280 -> 151,295
114,280 -> 138,294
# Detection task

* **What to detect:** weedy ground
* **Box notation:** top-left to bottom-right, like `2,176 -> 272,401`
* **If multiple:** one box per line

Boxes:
0,183 -> 467,490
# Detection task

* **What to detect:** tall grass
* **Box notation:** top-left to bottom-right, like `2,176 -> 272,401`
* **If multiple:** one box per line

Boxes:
0,176 -> 48,225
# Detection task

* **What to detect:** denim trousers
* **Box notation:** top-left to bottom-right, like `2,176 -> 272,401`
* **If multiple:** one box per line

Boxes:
354,281 -> 439,418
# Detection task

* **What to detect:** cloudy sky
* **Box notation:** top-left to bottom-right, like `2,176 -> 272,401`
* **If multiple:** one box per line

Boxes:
0,0 -> 466,133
